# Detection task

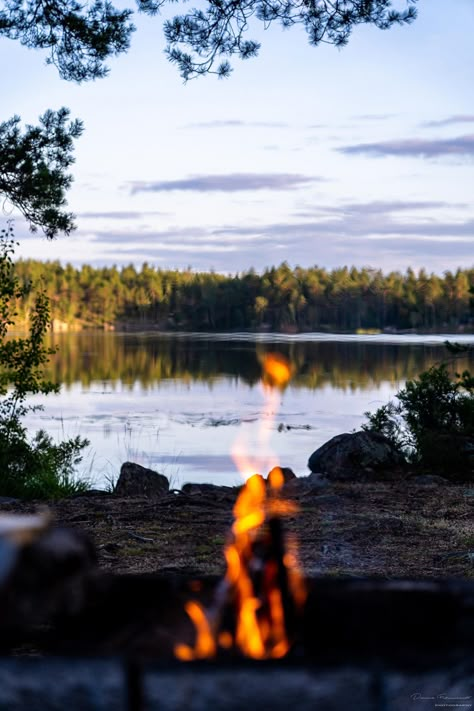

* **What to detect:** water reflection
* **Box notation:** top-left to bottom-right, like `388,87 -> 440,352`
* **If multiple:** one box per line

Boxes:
46,332 -> 473,392
24,332 -> 473,488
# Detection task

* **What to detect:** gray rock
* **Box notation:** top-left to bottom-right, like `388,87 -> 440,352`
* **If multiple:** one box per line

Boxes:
114,462 -> 169,498
281,476 -> 311,495
282,473 -> 330,496
181,483 -> 235,497
0,659 -> 126,711
308,431 -> 405,482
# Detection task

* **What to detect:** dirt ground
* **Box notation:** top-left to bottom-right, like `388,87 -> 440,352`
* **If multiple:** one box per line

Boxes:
4,479 -> 474,580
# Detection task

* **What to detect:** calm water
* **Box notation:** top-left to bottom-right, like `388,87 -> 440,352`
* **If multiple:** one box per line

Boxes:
23,332 -> 474,489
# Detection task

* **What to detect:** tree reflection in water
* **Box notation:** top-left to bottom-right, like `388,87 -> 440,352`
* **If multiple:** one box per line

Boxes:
45,332 -> 473,392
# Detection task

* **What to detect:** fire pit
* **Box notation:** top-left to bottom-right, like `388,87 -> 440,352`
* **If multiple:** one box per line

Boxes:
0,574 -> 473,710
1,512 -> 473,710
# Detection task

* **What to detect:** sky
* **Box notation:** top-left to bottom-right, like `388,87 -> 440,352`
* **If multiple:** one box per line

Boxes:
2,0 -> 474,274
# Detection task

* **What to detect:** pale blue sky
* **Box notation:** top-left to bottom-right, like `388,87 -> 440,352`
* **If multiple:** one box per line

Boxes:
2,0 -> 474,273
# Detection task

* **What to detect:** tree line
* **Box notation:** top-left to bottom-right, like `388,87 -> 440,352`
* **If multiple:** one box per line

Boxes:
13,260 -> 474,333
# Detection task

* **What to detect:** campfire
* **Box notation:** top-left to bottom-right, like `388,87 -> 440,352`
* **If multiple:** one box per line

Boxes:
175,352 -> 306,661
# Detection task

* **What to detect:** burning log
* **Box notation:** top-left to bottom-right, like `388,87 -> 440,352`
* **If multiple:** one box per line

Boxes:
174,469 -> 306,661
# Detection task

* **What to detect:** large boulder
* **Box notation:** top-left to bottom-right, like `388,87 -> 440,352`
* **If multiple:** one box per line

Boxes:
114,462 -> 169,498
308,431 -> 405,481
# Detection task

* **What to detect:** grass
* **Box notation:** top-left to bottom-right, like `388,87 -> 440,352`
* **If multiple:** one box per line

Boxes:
0,427 -> 90,500
99,420 -> 182,491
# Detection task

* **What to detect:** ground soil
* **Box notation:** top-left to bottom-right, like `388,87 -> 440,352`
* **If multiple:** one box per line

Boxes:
3,480 -> 474,580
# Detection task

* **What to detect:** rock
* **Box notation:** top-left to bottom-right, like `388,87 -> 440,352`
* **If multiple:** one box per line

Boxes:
410,474 -> 450,486
282,473 -> 330,496
282,476 -> 308,492
308,431 -> 405,482
181,483 -> 235,497
281,476 -> 310,495
114,462 -> 169,498
266,466 -> 296,487
0,497 -> 20,505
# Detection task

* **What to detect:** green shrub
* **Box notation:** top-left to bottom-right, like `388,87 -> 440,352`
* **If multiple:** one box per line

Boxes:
0,222 -> 89,499
363,359 -> 474,479
0,420 -> 88,499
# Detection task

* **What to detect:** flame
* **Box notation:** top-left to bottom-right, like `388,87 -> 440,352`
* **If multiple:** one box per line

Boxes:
231,353 -> 291,479
267,465 -> 284,490
261,353 -> 292,389
175,600 -> 216,660
222,473 -> 304,659
174,352 -> 306,661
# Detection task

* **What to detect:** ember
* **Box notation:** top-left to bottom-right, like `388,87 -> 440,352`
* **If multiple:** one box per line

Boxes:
175,353 -> 306,660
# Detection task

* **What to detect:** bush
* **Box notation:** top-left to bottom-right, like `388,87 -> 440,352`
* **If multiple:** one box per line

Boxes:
363,359 -> 474,479
0,421 -> 88,499
0,222 -> 89,499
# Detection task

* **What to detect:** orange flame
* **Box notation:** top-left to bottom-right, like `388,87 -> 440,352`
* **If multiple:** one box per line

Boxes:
175,601 -> 216,660
222,473 -> 303,659
261,353 -> 292,390
174,352 -> 306,661
231,353 -> 291,479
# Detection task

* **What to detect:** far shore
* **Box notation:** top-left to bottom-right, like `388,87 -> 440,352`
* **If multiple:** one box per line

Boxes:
14,320 -> 474,337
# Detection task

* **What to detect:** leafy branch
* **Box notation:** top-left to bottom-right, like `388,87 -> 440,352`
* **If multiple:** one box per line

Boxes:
161,0 -> 418,80
0,108 -> 83,238
0,223 -> 89,498
0,0 -> 134,81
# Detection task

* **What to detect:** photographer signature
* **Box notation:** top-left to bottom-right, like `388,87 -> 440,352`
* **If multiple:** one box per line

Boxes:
411,693 -> 472,701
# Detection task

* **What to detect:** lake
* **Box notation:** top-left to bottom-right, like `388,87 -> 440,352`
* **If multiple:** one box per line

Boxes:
23,332 -> 474,489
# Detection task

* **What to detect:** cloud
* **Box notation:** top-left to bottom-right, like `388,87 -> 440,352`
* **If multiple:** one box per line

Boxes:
422,115 -> 474,128
182,120 -> 289,129
337,135 -> 474,158
352,114 -> 396,121
39,194 -> 468,274
292,200 -> 468,221
94,230 -> 473,274
227,217 -> 474,240
351,237 -> 474,259
129,173 -> 321,194
78,210 -> 165,220
80,197 -> 473,273
90,226 -> 277,248
327,200 -> 457,215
